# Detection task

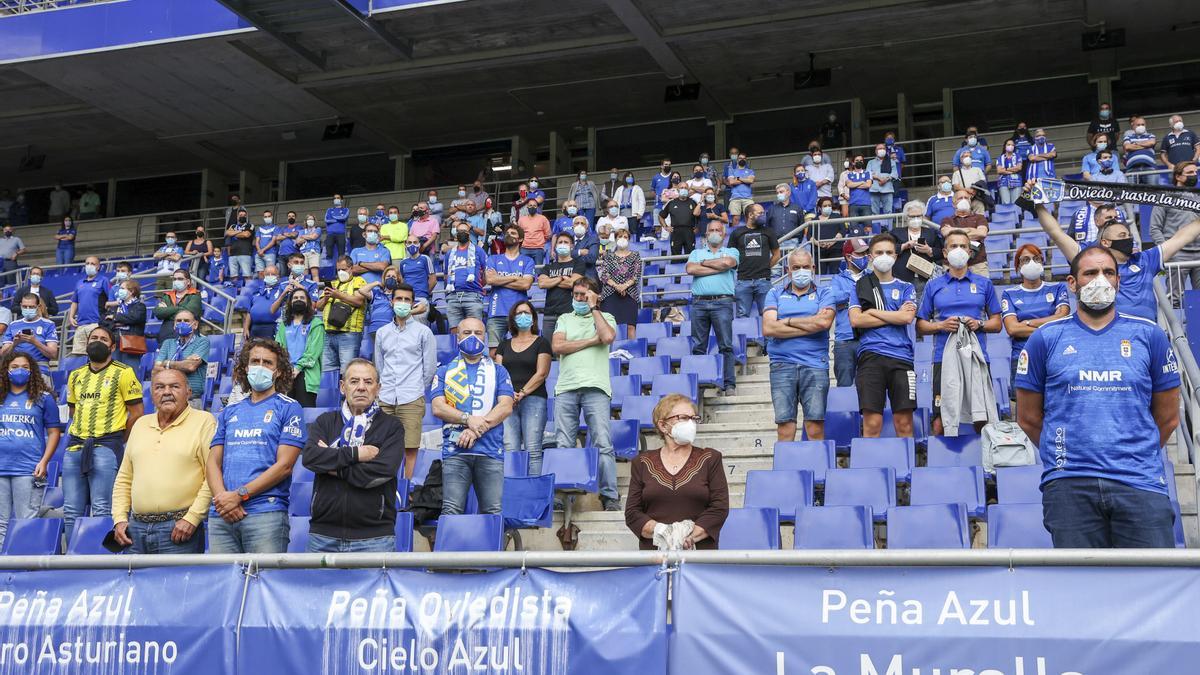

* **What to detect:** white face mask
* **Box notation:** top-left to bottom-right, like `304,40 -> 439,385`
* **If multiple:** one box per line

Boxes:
812,154 -> 822,164
616,238 -> 630,250
876,149 -> 887,158
337,269 -> 351,283
1020,260 -> 1044,281
573,225 -> 586,237
960,156 -> 973,167
956,199 -> 971,212
1174,121 -> 1185,132
1135,125 -> 1146,135
946,247 -> 971,269
908,217 -> 923,229
1079,274 -> 1116,310
843,160 -> 850,169
939,182 -> 952,194
669,419 -> 697,445
872,254 -> 895,274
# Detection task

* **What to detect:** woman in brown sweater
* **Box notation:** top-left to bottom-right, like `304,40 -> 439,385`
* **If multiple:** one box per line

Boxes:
625,394 -> 729,550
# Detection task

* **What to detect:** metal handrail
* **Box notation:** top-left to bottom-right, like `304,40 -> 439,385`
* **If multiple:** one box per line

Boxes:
0,548 -> 1197,569
1153,278 -> 1200,519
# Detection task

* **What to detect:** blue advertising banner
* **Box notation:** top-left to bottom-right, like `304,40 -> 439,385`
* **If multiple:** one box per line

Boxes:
670,565 -> 1200,675
238,566 -> 668,674
0,565 -> 242,674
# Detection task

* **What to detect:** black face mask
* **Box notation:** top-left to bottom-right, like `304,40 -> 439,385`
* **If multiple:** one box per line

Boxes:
86,341 -> 111,363
1017,128 -> 1027,135
1184,175 -> 1198,188
237,216 -> 247,224
737,159 -> 747,167
693,172 -> 704,179
662,165 -> 671,172
413,209 -> 425,218
195,231 -> 204,238
290,300 -> 309,314
455,231 -> 470,244
854,161 -> 865,170
1107,237 -> 1135,257
473,185 -> 481,192
287,217 -> 296,225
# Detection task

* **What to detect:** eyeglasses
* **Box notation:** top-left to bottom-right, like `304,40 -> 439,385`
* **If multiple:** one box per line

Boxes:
663,414 -> 701,424
1017,256 -> 1042,265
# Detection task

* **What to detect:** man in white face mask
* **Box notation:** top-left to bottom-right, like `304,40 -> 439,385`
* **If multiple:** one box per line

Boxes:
939,191 -> 990,276
762,249 -> 835,442
916,230 -> 1002,436
951,150 -> 987,214
849,235 -> 919,438
1015,246 -> 1181,548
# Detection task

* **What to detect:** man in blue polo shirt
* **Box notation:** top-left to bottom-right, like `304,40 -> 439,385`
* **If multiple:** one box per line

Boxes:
828,239 -> 870,386
845,156 -> 873,218
916,230 -> 1003,436
952,131 -> 992,169
764,249 -> 835,442
325,194 -> 350,261
849,234 -> 917,438
67,256 -> 110,356
349,223 -> 391,285
725,151 -> 756,226
485,224 -> 535,355
926,176 -> 956,225
206,339 -> 306,554
1160,114 -> 1200,171
1016,245 -> 1181,548
650,159 -> 673,224
1036,199 -> 1200,321
238,264 -> 284,340
686,220 -> 740,394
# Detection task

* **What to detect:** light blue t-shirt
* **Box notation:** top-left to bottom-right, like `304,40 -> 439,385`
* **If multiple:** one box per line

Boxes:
431,358 -> 515,462
765,285 -> 834,368
688,246 -> 740,297
1001,282 -> 1070,357
1015,314 -> 1180,495
728,167 -> 755,199
486,253 -> 536,318
210,393 -> 307,514
0,391 -> 62,476
350,245 -> 391,284
916,272 -> 1002,363
850,277 -> 916,363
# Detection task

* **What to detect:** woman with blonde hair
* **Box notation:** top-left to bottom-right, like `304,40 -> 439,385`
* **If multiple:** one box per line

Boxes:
624,394 -> 728,550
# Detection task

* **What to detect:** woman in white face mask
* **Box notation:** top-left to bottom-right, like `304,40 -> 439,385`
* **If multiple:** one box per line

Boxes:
889,200 -> 943,305
1000,244 -> 1070,412
625,394 -> 729,551
597,228 -> 642,339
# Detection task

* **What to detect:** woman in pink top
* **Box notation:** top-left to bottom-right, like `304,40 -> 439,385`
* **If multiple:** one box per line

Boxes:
517,198 -> 551,266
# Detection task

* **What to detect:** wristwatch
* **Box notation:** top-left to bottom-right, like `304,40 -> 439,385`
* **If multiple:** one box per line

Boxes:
237,486 -> 249,502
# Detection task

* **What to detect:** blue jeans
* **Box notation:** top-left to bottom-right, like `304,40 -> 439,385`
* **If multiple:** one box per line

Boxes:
229,255 -> 253,278
848,204 -> 871,219
56,247 -> 74,265
254,253 -> 277,273
870,192 -> 893,215
521,247 -> 545,266
326,232 -> 346,261
1041,477 -> 1176,548
323,331 -> 362,373
442,454 -> 504,515
734,278 -> 772,318
504,394 -> 547,473
997,185 -> 1019,204
62,446 -> 118,541
485,315 -> 509,349
769,362 -> 830,423
833,339 -> 859,387
691,297 -> 736,390
208,510 -> 290,553
127,519 -> 205,554
554,388 -> 617,501
446,291 -> 485,328
307,532 -> 395,553
580,208 -> 595,224
0,476 -> 38,549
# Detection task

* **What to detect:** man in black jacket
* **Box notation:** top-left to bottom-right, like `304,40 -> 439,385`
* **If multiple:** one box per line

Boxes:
8,266 -> 58,317
301,358 -> 406,552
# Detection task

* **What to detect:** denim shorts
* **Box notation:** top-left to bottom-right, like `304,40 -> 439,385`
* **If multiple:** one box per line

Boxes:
445,292 -> 485,329
769,361 -> 830,424
229,255 -> 254,278
485,315 -> 509,348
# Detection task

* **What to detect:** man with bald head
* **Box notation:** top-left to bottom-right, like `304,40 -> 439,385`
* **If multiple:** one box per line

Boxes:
111,368 -> 217,553
762,248 -> 835,442
152,309 -> 209,407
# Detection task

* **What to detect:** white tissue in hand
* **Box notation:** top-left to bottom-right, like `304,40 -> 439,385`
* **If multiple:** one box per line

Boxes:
652,522 -> 672,550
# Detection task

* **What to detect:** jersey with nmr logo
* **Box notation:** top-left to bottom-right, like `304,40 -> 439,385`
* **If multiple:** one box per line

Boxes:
1014,313 -> 1180,495
210,393 -> 307,514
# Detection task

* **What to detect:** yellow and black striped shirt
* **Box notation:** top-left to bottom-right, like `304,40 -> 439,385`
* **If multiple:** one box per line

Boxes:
67,361 -> 142,441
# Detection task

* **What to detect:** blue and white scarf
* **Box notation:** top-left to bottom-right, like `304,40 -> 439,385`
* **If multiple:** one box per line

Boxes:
340,400 -> 380,448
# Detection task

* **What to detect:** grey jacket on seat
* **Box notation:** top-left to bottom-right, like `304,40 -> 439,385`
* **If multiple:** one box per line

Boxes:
939,322 -> 998,436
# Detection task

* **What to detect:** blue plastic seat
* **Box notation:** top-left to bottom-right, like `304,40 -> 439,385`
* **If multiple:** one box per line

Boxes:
610,338 -> 648,358
732,316 -> 763,344
627,356 -> 671,382
609,375 -> 643,409
314,371 -> 341,408
826,386 -> 859,413
850,437 -> 916,482
887,504 -> 970,549
996,465 -> 1043,503
911,466 -> 987,518
679,354 -> 723,388
879,408 -> 929,442
287,516 -> 310,553
590,418 -> 641,460
3,518 -> 64,555
501,475 -> 555,530
288,481 -> 313,516
409,449 -> 440,486
433,514 -> 505,552
654,336 -> 692,364
650,373 -> 699,400
540,446 -> 598,493
394,512 -> 415,552
66,516 -> 116,555
504,451 -> 529,478
293,461 -> 316,482
706,333 -> 747,365
635,322 -> 673,342
986,503 -> 1053,548
619,395 -> 659,429
809,411 -> 860,449
772,440 -> 836,485
743,470 -> 814,521
793,506 -> 875,549
823,467 -> 897,522
435,334 -> 457,364
927,434 -> 983,467
719,507 -> 780,550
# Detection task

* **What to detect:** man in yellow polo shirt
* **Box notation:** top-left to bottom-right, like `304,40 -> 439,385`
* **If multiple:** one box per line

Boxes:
64,325 -> 143,540
379,205 -> 409,265
317,255 -> 366,374
111,368 -> 216,553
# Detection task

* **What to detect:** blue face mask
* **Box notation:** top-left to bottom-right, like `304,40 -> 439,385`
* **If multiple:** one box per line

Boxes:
851,255 -> 870,271
572,300 -> 591,315
174,322 -> 193,337
566,206 -> 578,216
406,244 -> 419,256
384,277 -> 398,290
791,269 -> 813,287
625,177 -> 634,185
20,308 -> 37,320
1099,159 -> 1113,169
29,274 -> 40,285
393,302 -> 412,318
515,314 -> 534,331
555,244 -> 571,257
458,334 -> 486,357
247,365 -> 275,392
776,193 -> 788,202
8,368 -> 30,387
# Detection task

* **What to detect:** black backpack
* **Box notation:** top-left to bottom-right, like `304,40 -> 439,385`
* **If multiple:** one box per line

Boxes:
406,459 -> 443,523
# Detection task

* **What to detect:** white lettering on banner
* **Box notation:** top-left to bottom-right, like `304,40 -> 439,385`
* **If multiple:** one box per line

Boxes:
774,653 -> 1086,675
821,590 -> 1034,627
356,637 -> 528,672
327,587 -> 572,630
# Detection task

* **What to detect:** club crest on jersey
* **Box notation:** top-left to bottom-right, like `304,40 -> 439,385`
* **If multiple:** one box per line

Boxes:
891,289 -> 900,300
1045,292 -> 1054,303
263,410 -> 274,424
969,283 -> 977,293
1120,340 -> 1131,358
1016,349 -> 1029,375
1128,264 -> 1141,273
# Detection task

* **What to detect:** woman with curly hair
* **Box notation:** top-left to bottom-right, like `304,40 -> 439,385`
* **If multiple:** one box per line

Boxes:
204,338 -> 305,554
0,352 -> 63,548
274,287 -> 325,408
